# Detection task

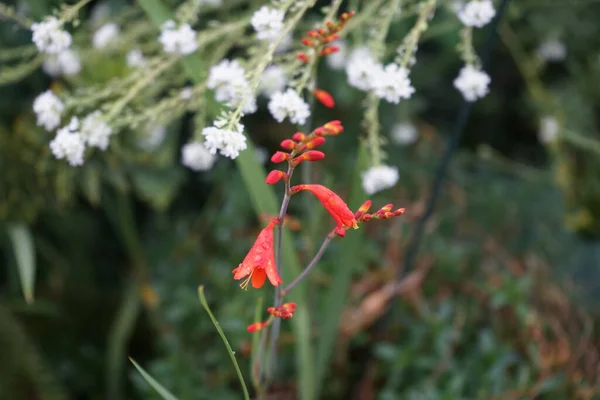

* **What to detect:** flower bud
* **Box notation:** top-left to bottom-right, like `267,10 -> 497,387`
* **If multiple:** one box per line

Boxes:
297,52 -> 309,63
280,139 -> 296,150
247,321 -> 268,333
362,214 -> 372,222
393,208 -> 406,216
355,200 -> 372,219
334,226 -> 346,237
306,137 -> 326,149
320,46 -> 339,56
317,28 -> 327,36
302,38 -> 315,47
313,89 -> 335,108
292,132 -> 306,142
323,34 -> 339,44
302,150 -> 325,161
307,30 -> 319,38
291,156 -> 305,167
323,120 -> 343,135
271,151 -> 290,163
265,170 -> 287,184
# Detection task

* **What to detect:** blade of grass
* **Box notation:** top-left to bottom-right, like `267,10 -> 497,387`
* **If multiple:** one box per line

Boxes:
313,141 -> 369,399
129,358 -> 179,400
198,285 -> 250,400
7,223 -> 36,304
137,2 -> 314,398
250,295 -> 264,390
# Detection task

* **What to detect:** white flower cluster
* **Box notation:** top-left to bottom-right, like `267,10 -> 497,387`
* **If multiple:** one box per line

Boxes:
346,47 -> 415,104
251,6 -> 284,40
539,116 -> 559,143
537,39 -> 567,62
93,23 -> 119,49
181,142 -> 216,171
31,17 -> 72,54
207,59 -> 256,114
126,49 -> 146,68
268,89 -> 310,125
42,49 -> 81,77
392,122 -> 419,145
33,90 -> 65,131
453,65 -> 491,102
159,20 -> 198,55
49,111 -> 113,166
202,119 -> 247,159
361,165 -> 400,195
456,0 -> 496,28
259,65 -> 287,97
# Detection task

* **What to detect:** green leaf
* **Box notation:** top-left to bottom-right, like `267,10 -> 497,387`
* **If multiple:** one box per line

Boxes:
129,358 -> 178,400
7,223 -> 36,304
198,285 -> 250,400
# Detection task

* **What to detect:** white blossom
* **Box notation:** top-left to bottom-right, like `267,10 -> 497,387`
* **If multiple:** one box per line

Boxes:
372,63 -> 415,104
181,142 -> 216,171
259,65 -> 287,97
159,20 -> 198,55
180,86 -> 193,100
33,90 -> 64,131
251,6 -> 284,40
537,39 -> 566,62
361,165 -> 400,195
31,17 -> 72,54
42,49 -> 81,77
326,39 -> 348,70
126,49 -> 146,68
268,89 -> 310,125
201,119 -> 247,159
453,65 -> 491,102
137,124 -> 167,151
81,111 -> 113,150
539,116 -> 559,143
93,23 -> 119,48
49,118 -> 86,166
346,47 -> 382,91
392,122 -> 418,145
207,59 -> 256,114
456,0 -> 496,28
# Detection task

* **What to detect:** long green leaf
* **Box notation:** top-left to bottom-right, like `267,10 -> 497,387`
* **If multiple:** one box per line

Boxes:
198,285 -> 250,400
7,223 -> 36,304
313,141 -> 369,399
137,1 -> 313,398
129,358 -> 179,400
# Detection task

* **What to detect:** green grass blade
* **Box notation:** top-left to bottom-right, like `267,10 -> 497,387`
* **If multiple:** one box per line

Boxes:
137,2 -> 314,398
7,223 -> 36,304
129,358 -> 179,400
198,285 -> 250,400
313,141 -> 369,399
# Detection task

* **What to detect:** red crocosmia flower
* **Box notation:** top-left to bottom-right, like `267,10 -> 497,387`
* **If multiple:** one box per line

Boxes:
313,89 -> 335,108
291,184 -> 358,231
265,170 -> 286,184
232,219 -> 282,290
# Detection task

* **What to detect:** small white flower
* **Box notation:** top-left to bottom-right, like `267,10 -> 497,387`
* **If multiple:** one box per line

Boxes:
180,86 -> 193,100
49,118 -> 86,166
201,119 -> 247,159
268,89 -> 311,125
326,40 -> 348,70
33,90 -> 64,131
207,59 -> 256,114
42,49 -> 82,77
346,47 -> 382,91
93,23 -> 119,48
539,116 -> 559,143
251,6 -> 284,40
392,122 -> 418,145
453,65 -> 491,102
537,39 -> 566,62
259,65 -> 287,97
181,142 -> 216,171
456,0 -> 496,28
137,124 -> 167,151
31,16 -> 72,54
126,49 -> 146,68
361,165 -> 400,195
159,20 -> 198,55
81,111 -> 113,150
372,63 -> 415,104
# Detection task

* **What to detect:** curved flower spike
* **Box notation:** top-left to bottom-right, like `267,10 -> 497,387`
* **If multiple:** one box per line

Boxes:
291,184 -> 358,231
232,218 -> 282,290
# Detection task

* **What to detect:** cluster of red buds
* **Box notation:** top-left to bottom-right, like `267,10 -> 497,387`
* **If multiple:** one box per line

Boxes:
354,201 -> 406,222
266,120 -> 343,184
297,11 -> 355,63
247,302 -> 297,332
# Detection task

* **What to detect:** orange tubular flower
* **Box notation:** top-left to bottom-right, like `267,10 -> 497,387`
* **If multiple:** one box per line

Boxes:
291,184 -> 358,231
232,219 -> 282,290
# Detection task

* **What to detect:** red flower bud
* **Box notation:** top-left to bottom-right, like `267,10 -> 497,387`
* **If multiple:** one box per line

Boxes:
306,137 -> 326,149
313,89 -> 335,108
280,139 -> 296,150
355,200 -> 373,219
302,150 -> 325,161
271,151 -> 289,163
292,132 -> 306,142
323,34 -> 340,44
302,38 -> 315,47
323,120 -> 343,135
307,30 -> 319,38
265,170 -> 287,185
267,302 -> 297,319
393,208 -> 406,216
297,52 -> 309,63
317,28 -> 327,36
326,21 -> 335,29
320,46 -> 339,56
291,156 -> 305,167
362,214 -> 372,222
291,184 -> 358,231
313,127 -> 326,136
247,321 -> 269,332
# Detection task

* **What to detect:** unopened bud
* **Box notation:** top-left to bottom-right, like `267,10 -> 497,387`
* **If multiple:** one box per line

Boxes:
265,170 -> 287,184
323,120 -> 344,135
247,321 -> 268,333
323,34 -> 339,44
280,139 -> 296,150
393,208 -> 406,216
320,46 -> 339,56
302,38 -> 315,47
306,137 -> 326,149
307,30 -> 319,38
355,200 -> 373,219
362,214 -> 372,222
302,150 -> 325,161
292,132 -> 306,142
271,151 -> 290,163
297,52 -> 309,63
313,89 -> 335,108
